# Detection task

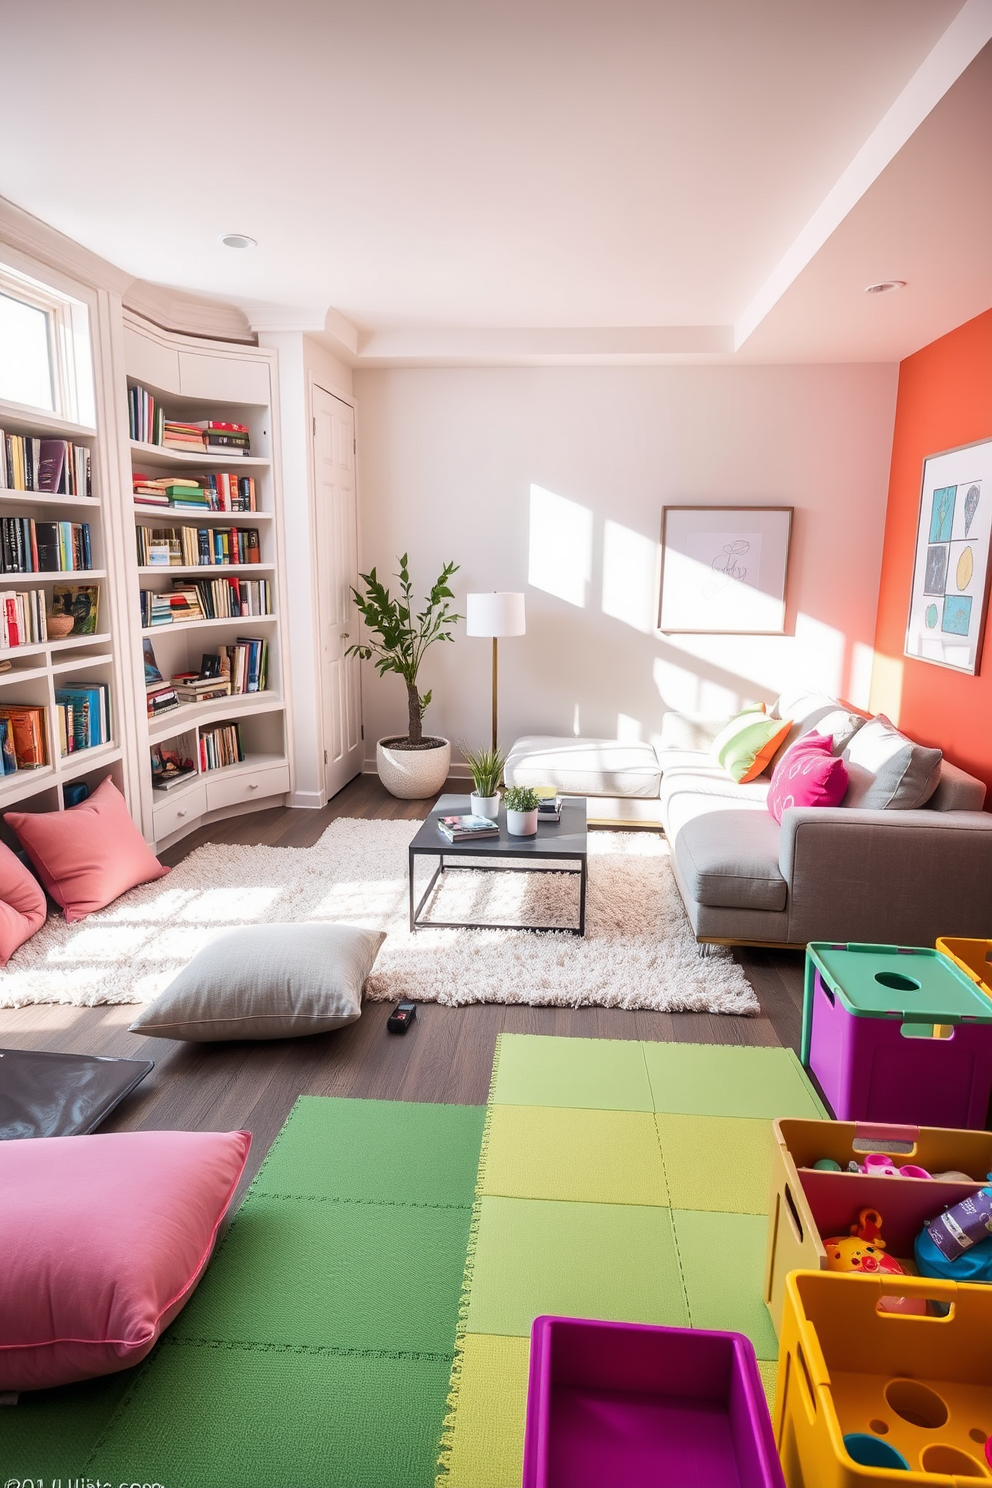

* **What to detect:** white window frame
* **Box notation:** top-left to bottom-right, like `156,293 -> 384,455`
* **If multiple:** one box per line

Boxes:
0,261 -> 94,428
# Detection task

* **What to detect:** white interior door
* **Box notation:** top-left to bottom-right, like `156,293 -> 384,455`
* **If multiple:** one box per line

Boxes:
312,386 -> 363,798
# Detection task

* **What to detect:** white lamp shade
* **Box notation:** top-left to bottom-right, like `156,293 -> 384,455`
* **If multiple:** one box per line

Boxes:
465,592 -> 526,638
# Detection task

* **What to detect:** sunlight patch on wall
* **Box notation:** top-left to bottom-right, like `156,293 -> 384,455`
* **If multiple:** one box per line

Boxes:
850,641 -> 875,709
602,520 -> 659,633
616,712 -> 642,742
528,485 -> 593,608
869,652 -> 904,722
792,614 -> 845,700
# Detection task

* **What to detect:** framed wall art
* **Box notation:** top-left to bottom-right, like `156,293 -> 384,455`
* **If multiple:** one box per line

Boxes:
658,505 -> 793,634
904,437 -> 992,675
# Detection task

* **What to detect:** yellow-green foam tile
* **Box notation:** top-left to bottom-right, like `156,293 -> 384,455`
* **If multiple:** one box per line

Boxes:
642,1042 -> 826,1119
466,1195 -> 688,1338
482,1105 -> 668,1207
491,1034 -> 652,1111
439,1333 -> 530,1488
672,1208 -> 779,1360
656,1113 -> 772,1214
758,1358 -> 778,1415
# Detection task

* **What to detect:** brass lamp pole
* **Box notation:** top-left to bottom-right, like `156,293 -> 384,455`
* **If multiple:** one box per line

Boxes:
465,593 -> 526,752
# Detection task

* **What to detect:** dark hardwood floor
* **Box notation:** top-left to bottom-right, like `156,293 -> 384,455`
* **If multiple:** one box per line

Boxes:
0,774 -> 806,1197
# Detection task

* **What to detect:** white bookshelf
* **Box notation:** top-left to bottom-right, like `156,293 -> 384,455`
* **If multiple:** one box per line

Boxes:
0,404 -> 126,818
122,312 -> 292,850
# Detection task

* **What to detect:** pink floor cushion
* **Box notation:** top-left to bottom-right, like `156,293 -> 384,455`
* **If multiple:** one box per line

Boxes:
5,776 -> 168,922
767,731 -> 849,823
0,1127 -> 250,1391
0,839 -> 47,964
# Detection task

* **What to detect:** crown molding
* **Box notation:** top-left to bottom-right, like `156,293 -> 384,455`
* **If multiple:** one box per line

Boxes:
122,280 -> 255,343
353,323 -> 735,366
0,195 -> 130,294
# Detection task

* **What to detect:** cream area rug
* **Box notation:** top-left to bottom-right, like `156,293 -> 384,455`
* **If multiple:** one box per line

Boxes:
0,819 -> 759,1016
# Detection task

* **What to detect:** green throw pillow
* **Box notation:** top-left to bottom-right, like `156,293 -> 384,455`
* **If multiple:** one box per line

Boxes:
710,709 -> 793,783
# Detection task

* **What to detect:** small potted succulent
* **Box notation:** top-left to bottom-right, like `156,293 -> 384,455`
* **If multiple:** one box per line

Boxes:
503,784 -> 540,837
463,743 -> 506,820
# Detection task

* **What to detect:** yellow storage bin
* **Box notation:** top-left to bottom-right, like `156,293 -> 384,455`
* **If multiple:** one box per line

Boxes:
775,1270 -> 992,1486
764,1117 -> 992,1335
938,938 -> 992,999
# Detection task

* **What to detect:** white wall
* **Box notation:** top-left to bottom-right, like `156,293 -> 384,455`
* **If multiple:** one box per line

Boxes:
352,364 -> 898,768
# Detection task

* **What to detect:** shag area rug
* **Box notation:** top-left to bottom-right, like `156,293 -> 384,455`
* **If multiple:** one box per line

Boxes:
0,819 -> 759,1015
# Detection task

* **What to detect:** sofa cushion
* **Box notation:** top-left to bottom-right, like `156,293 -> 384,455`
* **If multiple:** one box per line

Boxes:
710,711 -> 792,783
673,808 -> 788,912
505,736 -> 661,798
842,715 -> 942,809
767,733 -> 850,824
769,690 -> 867,764
0,840 -> 47,965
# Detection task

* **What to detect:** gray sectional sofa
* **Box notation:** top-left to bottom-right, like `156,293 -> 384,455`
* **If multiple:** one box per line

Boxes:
504,689 -> 992,949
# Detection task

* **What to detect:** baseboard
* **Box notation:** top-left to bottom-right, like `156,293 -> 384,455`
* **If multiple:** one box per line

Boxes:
289,789 -> 326,810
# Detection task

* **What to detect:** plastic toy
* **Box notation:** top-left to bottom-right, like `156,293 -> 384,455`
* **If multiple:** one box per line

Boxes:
924,1184 -> 992,1260
860,1152 -> 932,1179
822,1208 -> 926,1315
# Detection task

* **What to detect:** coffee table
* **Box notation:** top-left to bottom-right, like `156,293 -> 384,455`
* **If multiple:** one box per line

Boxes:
409,794 -> 588,934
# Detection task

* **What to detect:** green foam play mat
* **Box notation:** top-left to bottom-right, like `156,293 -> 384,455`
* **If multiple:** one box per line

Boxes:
438,1034 -> 826,1488
3,1095 -> 485,1488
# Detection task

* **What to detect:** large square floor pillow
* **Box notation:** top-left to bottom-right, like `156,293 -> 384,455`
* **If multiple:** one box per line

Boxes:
0,1128 -> 250,1391
129,922 -> 384,1041
5,776 -> 168,922
0,838 -> 47,964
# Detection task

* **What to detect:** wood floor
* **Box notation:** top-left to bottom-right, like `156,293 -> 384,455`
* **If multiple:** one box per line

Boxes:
0,774 -> 806,1197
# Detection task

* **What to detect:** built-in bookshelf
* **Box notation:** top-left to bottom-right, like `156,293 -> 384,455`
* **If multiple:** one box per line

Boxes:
0,402 -> 125,817
122,313 -> 291,849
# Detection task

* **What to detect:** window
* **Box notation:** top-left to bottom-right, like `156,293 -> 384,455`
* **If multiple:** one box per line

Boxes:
0,263 -> 94,427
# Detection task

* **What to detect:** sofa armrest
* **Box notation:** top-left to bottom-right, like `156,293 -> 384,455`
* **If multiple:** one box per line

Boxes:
778,806 -> 992,946
659,711 -> 732,752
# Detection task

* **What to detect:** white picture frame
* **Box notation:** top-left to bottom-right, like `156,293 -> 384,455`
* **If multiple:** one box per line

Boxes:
658,506 -> 793,634
904,438 -> 992,675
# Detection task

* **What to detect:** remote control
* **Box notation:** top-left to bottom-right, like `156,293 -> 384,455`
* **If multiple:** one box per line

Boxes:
387,1001 -> 417,1033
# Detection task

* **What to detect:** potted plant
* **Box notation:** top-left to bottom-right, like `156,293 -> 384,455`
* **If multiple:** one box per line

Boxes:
348,555 -> 461,799
503,784 -> 540,837
463,743 -> 506,819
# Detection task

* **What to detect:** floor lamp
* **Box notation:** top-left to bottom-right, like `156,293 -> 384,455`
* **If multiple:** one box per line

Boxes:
465,592 -> 526,753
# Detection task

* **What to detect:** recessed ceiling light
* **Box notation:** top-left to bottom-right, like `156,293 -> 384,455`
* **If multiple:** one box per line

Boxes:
220,233 -> 257,250
864,280 -> 906,295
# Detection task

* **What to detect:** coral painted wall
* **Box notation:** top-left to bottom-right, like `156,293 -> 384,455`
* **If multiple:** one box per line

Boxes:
870,307 -> 992,800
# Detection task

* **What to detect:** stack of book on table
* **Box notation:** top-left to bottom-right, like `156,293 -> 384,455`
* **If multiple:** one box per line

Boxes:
535,786 -> 564,821
437,814 -> 499,842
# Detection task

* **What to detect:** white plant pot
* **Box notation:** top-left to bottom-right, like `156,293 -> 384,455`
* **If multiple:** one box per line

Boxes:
470,792 -> 500,819
506,807 -> 538,836
376,736 -> 451,800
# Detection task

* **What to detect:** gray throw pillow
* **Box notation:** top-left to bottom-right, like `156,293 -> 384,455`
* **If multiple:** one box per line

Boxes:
129,922 -> 385,1041
841,714 -> 942,810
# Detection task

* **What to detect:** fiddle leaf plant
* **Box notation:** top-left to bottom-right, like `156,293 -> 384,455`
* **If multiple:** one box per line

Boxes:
347,555 -> 461,747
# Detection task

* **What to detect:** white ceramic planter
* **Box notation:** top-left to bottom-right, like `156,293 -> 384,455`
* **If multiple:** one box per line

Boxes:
470,792 -> 500,819
506,807 -> 538,836
376,736 -> 451,799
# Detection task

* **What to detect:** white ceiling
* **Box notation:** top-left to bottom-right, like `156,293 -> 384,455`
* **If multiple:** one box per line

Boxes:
2,0 -> 991,365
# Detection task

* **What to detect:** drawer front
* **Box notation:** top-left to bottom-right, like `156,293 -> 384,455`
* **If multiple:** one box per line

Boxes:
152,782 -> 207,840
205,763 -> 290,814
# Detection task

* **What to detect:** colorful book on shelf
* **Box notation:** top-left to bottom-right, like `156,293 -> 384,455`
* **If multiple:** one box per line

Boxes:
143,637 -> 164,687
0,718 -> 16,775
51,584 -> 99,635
191,421 -> 249,434
0,706 -> 47,768
437,814 -> 500,841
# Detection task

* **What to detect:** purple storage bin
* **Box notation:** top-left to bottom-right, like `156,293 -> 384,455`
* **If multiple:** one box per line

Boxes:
522,1316 -> 785,1488
802,944 -> 992,1128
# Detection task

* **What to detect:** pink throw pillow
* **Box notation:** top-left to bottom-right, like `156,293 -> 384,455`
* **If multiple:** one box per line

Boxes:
0,839 -> 47,964
767,731 -> 849,824
0,1128 -> 250,1390
5,777 -> 168,922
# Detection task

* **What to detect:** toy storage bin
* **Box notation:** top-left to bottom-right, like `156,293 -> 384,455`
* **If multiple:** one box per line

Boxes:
764,1117 -> 992,1334
522,1316 -> 785,1488
938,939 -> 992,1000
801,944 -> 992,1126
775,1270 -> 992,1486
